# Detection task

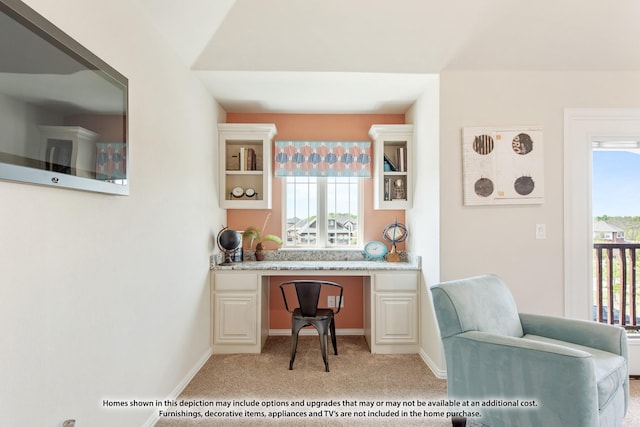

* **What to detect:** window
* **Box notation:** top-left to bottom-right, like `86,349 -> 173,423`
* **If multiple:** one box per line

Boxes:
284,177 -> 362,248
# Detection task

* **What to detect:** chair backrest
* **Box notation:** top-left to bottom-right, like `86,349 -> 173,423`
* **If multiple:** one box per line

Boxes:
430,274 -> 523,338
280,280 -> 343,316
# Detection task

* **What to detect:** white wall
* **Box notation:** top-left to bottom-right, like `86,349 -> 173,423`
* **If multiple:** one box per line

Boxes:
0,1 -> 226,426
404,76 -> 444,375
429,70 -> 640,373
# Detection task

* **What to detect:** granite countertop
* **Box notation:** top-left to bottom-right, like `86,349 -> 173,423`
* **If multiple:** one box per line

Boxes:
211,249 -> 421,271
214,259 -> 420,271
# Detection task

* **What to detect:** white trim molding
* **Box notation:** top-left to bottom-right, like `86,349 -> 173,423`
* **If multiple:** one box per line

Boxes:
142,347 -> 212,427
419,348 -> 447,379
269,328 -> 364,336
564,108 -> 640,320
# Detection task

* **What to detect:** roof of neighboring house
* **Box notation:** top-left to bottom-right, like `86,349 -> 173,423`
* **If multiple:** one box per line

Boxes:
593,221 -> 624,233
287,216 -> 357,235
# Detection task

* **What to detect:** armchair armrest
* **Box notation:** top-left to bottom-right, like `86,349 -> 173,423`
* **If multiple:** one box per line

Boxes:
445,331 -> 599,426
519,313 -> 628,357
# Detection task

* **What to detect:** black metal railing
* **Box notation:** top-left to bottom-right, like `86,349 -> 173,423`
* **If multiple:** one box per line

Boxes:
594,243 -> 640,332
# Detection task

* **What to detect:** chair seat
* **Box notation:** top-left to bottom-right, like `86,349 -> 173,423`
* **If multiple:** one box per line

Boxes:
523,334 -> 627,410
293,308 -> 334,320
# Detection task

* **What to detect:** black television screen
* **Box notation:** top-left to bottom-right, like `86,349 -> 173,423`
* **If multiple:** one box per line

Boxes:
0,0 -> 128,195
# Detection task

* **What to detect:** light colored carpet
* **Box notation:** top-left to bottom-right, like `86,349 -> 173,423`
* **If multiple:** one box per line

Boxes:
155,336 -> 640,427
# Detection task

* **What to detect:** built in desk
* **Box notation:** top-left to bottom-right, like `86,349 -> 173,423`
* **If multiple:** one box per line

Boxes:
210,251 -> 421,355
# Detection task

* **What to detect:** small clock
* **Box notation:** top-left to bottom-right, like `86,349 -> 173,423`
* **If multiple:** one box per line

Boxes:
244,187 -> 256,198
363,241 -> 388,261
231,186 -> 244,198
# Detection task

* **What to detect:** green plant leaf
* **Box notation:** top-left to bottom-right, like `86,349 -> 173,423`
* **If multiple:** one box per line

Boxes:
262,234 -> 283,245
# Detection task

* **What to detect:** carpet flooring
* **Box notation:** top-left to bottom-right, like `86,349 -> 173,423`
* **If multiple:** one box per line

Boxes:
154,336 -> 640,427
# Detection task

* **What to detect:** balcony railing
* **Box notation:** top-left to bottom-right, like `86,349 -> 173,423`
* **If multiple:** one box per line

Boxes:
594,243 -> 640,332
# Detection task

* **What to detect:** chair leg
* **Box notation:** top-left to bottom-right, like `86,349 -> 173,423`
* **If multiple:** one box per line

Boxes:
329,317 -> 338,355
289,323 -> 303,370
318,331 -> 330,372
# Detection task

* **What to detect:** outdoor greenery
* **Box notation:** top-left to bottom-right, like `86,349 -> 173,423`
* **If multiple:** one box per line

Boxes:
595,215 -> 640,242
593,217 -> 640,331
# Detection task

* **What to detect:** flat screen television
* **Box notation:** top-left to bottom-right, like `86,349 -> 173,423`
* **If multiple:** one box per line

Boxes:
0,0 -> 129,195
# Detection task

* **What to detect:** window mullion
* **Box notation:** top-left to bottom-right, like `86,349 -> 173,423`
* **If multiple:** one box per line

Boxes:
317,177 -> 327,247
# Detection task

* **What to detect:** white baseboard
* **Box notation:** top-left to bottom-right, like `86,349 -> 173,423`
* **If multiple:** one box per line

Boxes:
141,347 -> 213,427
419,348 -> 446,379
269,328 -> 364,336
628,337 -> 640,376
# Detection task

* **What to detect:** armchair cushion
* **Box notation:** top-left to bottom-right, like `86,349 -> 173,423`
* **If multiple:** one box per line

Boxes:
523,334 -> 627,411
431,274 -> 523,338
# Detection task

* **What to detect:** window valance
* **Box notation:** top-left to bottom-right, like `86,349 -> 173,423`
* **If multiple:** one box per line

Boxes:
274,140 -> 371,177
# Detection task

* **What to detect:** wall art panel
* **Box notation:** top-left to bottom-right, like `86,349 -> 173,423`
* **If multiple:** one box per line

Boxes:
462,126 -> 544,205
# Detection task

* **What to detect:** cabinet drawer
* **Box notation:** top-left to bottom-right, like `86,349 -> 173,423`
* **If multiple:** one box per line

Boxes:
214,272 -> 258,291
374,272 -> 417,292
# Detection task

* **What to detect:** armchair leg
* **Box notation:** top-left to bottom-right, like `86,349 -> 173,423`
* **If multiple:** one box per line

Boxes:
451,416 -> 466,427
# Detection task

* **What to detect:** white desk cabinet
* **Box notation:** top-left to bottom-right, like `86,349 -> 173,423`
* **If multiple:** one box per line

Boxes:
211,263 -> 420,355
365,271 -> 419,354
211,272 -> 268,353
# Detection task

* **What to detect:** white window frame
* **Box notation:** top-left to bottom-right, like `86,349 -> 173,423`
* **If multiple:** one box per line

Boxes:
282,177 -> 364,248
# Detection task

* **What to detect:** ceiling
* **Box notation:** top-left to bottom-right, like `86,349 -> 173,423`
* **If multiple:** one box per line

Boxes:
136,0 -> 640,114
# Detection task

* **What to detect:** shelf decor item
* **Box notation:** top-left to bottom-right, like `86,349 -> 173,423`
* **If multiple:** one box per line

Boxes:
363,241 -> 388,261
242,213 -> 283,261
216,227 -> 242,265
391,178 -> 406,200
383,220 -> 408,262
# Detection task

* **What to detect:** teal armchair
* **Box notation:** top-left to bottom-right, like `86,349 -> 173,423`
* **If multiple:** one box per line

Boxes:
430,274 -> 628,427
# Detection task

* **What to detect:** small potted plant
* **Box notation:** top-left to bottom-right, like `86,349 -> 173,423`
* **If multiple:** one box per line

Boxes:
243,213 -> 282,261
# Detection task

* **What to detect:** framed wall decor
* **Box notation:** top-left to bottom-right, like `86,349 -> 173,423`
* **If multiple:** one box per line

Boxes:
462,126 -> 544,206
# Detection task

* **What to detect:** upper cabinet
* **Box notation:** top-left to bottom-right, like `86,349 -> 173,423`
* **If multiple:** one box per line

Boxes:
369,124 -> 413,210
218,123 -> 277,209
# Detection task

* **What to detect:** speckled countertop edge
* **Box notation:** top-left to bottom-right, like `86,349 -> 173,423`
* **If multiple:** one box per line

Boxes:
211,250 -> 420,271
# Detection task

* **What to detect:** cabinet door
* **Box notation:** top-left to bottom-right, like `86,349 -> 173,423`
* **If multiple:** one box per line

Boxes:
375,293 -> 417,344
213,293 -> 257,345
371,272 -> 418,352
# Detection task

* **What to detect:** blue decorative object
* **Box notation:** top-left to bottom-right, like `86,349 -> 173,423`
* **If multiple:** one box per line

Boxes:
363,241 -> 388,260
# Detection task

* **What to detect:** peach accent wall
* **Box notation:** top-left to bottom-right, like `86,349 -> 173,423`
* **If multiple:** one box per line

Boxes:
226,113 -> 406,250
269,275 -> 364,330
226,113 -> 407,330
